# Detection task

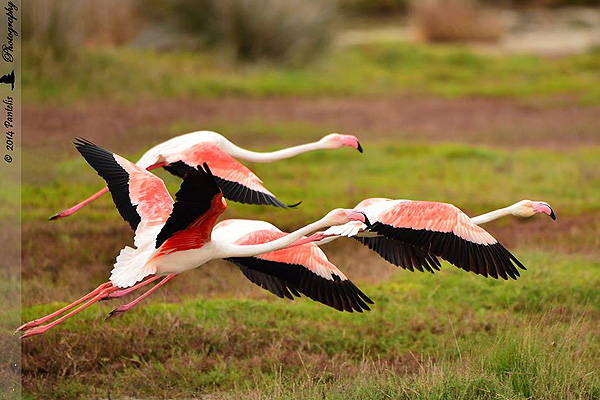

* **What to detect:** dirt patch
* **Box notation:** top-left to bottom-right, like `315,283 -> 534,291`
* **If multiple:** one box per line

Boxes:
23,96 -> 600,155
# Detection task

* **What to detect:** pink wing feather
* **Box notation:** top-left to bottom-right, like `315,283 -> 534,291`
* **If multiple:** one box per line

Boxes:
169,143 -> 290,207
376,201 -> 496,245
113,154 -> 173,232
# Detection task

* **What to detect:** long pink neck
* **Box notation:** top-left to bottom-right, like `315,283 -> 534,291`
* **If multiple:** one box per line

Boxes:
470,207 -> 513,225
220,139 -> 328,163
219,217 -> 334,258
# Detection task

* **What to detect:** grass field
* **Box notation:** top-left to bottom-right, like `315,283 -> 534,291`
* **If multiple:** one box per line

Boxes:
20,42 -> 600,399
25,42 -> 600,105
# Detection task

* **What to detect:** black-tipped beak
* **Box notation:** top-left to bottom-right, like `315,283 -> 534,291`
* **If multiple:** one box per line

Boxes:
356,142 -> 363,153
549,208 -> 556,220
287,201 -> 302,208
362,213 -> 371,228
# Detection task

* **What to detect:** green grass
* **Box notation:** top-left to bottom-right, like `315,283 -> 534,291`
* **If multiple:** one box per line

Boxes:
23,42 -> 600,105
21,138 -> 600,398
21,252 -> 600,399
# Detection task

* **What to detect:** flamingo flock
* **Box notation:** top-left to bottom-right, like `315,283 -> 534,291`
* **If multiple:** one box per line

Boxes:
18,131 -> 555,338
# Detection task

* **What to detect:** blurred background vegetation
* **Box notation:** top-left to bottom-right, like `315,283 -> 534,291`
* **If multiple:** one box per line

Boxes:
21,1 -> 600,399
22,0 -> 600,103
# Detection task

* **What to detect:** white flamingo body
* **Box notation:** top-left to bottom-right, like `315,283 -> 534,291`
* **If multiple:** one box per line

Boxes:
212,219 -> 342,281
135,131 -> 225,168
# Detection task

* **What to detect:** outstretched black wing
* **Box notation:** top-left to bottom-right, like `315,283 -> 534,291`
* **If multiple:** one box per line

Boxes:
155,163 -> 223,248
369,222 -> 526,280
75,138 -> 171,231
354,236 -> 442,273
225,257 -> 373,313
163,160 -> 298,208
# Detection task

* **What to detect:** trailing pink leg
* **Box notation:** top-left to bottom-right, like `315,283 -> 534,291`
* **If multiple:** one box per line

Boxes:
100,276 -> 163,301
20,285 -> 120,339
49,187 -> 109,220
106,275 -> 176,320
15,281 -> 113,334
49,162 -> 166,221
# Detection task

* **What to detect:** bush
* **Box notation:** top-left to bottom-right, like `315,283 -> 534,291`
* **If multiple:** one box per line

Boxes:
412,0 -> 504,43
142,0 -> 336,63
23,0 -> 81,62
24,0 -> 142,51
340,0 -> 409,15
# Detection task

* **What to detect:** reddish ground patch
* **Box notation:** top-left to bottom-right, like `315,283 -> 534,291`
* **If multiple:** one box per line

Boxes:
23,96 -> 600,154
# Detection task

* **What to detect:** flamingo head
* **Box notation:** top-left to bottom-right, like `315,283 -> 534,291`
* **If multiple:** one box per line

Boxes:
320,133 -> 363,153
510,200 -> 556,220
325,208 -> 371,227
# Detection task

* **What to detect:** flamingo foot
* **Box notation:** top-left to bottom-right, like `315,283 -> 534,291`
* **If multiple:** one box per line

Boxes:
19,325 -> 51,339
14,319 -> 43,334
49,187 -> 110,221
99,291 -> 125,302
49,209 -> 71,221
105,306 -> 129,320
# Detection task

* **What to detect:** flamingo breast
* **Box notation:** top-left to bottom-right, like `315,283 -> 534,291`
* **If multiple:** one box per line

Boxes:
152,242 -> 218,275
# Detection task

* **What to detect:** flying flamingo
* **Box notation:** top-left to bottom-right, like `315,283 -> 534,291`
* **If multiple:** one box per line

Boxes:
293,198 -> 555,280
50,131 -> 363,220
17,139 -> 370,338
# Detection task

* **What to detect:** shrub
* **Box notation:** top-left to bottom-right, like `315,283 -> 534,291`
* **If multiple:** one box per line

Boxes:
24,0 -> 142,52
220,0 -> 335,62
412,0 -> 504,43
23,0 -> 81,62
340,0 -> 409,15
142,0 -> 336,63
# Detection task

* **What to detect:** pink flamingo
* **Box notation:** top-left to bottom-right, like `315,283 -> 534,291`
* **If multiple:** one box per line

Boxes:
17,139 -> 370,338
50,131 -> 362,220
294,198 -> 555,279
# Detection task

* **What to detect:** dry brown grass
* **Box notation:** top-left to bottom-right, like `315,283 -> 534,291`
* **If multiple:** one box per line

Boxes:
24,0 -> 142,51
411,0 -> 504,43
78,0 -> 144,47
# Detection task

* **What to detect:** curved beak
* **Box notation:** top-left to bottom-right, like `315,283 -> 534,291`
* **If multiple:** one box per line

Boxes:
363,214 -> 371,228
346,211 -> 371,227
356,141 -> 363,153
358,212 -> 371,228
533,201 -> 556,220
